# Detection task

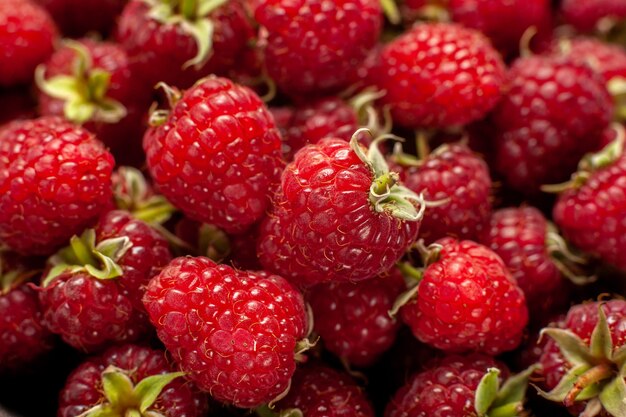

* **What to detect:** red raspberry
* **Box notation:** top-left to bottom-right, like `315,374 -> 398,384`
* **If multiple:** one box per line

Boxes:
553,141 -> 626,272
399,0 -> 449,24
539,300 -> 626,415
397,143 -> 492,244
280,97 -> 359,161
492,55 -> 613,194
0,253 -> 53,370
449,0 -> 553,57
371,22 -> 505,129
277,364 -> 375,417
480,207 -> 569,320
143,76 -> 283,234
0,117 -> 114,255
308,268 -> 405,367
58,344 -> 208,417
37,38 -> 151,155
561,0 -> 626,32
0,0 -> 58,87
116,0 -> 253,89
549,37 -> 626,83
257,135 -> 423,287
253,0 -> 382,96
385,354 -> 511,417
400,238 -> 528,355
34,0 -> 126,37
39,210 -> 172,352
142,256 -> 308,408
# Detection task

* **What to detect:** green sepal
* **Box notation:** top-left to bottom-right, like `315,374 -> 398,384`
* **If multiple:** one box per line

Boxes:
590,306 -> 613,360
134,371 -> 185,413
598,375 -> 626,417
613,345 -> 626,369
379,0 -> 401,24
489,365 -> 537,415
180,18 -> 215,69
475,368 -> 500,416
197,0 -> 229,17
534,364 -> 592,402
65,99 -> 97,124
84,406 -> 119,417
102,366 -> 135,407
256,405 -> 304,417
388,282 -> 420,318
540,328 -> 596,366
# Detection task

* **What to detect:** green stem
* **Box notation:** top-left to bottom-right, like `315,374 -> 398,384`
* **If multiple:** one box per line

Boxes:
132,201 -> 176,224
397,262 -> 423,284
564,363 -> 614,407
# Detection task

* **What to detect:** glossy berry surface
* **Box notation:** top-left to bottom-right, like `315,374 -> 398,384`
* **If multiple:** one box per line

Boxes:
143,256 -> 308,408
549,37 -> 626,83
401,238 -> 528,355
144,76 -> 283,234
58,344 -> 208,417
308,268 -> 405,367
0,117 -> 114,255
39,210 -> 172,352
0,0 -> 58,87
257,137 -> 421,287
492,55 -> 613,194
399,143 -> 492,244
253,0 -> 382,96
372,22 -> 505,129
278,364 -> 375,417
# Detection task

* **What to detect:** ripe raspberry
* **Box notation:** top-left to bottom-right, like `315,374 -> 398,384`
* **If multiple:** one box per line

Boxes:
549,37 -> 626,83
400,238 -> 528,355
371,22 -> 505,129
492,55 -> 613,194
399,0 -> 449,24
0,252 -> 53,370
480,207 -> 569,320
37,38 -> 151,154
538,300 -> 626,416
276,364 -> 375,417
308,268 -> 405,367
34,0 -> 126,37
561,0 -> 626,32
58,344 -> 208,417
396,143 -> 492,244
553,139 -> 626,272
39,210 -> 172,352
142,256 -> 309,408
116,0 -> 253,89
385,354 -> 534,417
257,133 -> 423,287
280,97 -> 359,161
0,117 -> 114,255
143,76 -> 283,234
253,0 -> 382,96
0,0 -> 58,87
449,0 -> 553,57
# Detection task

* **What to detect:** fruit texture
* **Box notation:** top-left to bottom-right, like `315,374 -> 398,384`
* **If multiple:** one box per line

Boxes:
371,22 -> 505,129
58,344 -> 208,417
400,238 -> 528,355
116,0 -> 253,89
37,38 -> 151,153
561,0 -> 626,32
143,76 -> 283,234
308,268 -> 405,367
38,210 -> 172,352
0,0 -> 58,87
397,143 -> 492,244
277,364 -> 375,417
34,0 -> 126,37
0,117 -> 114,255
258,134 -> 423,287
143,256 -> 308,408
253,0 -> 382,96
549,37 -> 626,83
492,55 -> 613,194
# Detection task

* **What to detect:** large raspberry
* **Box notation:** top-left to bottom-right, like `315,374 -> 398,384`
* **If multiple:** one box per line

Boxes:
371,22 -> 505,129
143,76 -> 283,234
0,117 -> 114,255
400,238 -> 528,355
253,0 -> 382,97
142,256 -> 309,408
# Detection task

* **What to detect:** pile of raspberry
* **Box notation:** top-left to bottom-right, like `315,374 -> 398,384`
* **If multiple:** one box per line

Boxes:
1,1 -> 626,417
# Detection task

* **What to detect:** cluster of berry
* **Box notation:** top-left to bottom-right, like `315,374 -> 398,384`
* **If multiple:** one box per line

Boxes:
1,1 -> 626,417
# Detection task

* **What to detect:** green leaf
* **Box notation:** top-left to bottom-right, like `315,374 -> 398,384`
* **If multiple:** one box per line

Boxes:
84,405 -> 119,417
388,283 -> 420,318
101,366 -> 135,407
475,368 -> 500,416
492,365 -> 538,410
541,328 -> 595,366
590,305 -> 613,360
535,364 -> 592,402
35,66 -> 84,101
599,376 -> 626,417
66,99 -> 97,124
133,371 -> 185,413
613,345 -> 626,369
88,69 -> 112,101
96,237 -> 132,262
181,18 -> 215,69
